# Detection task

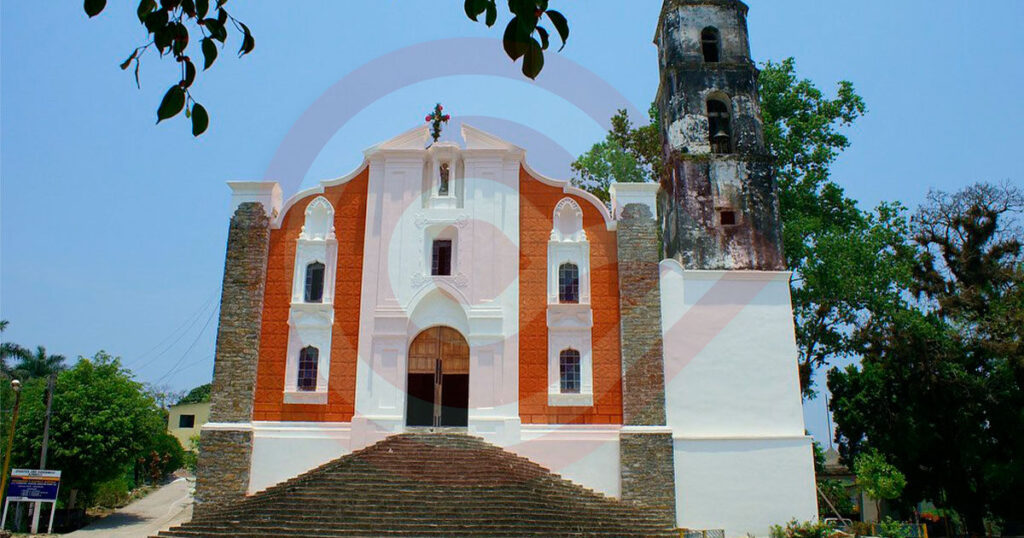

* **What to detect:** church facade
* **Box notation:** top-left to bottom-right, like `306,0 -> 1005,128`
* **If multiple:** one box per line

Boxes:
195,1 -> 818,535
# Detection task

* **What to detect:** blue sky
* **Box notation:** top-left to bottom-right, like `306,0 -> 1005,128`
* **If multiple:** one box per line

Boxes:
1,1 -> 1021,443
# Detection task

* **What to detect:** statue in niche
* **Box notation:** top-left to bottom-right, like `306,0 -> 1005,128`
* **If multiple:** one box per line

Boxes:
439,162 -> 450,196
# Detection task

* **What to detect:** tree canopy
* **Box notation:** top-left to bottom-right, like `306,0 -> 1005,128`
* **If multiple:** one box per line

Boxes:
11,351 -> 181,504
829,183 -> 1024,533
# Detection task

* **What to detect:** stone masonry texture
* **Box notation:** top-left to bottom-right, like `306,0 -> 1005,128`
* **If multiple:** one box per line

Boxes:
194,429 -> 254,515
656,0 -> 786,270
195,201 -> 271,512
621,432 -> 677,519
617,203 -> 668,426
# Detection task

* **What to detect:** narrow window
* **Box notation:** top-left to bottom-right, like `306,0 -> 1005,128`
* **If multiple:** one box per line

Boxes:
707,99 -> 732,154
720,210 -> 737,226
559,349 -> 581,394
304,262 -> 325,303
701,27 -> 721,63
558,263 -> 580,304
431,240 -> 453,276
178,414 -> 195,428
438,162 -> 450,196
298,346 -> 319,391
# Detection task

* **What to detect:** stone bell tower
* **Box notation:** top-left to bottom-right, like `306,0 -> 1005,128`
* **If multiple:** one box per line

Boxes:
655,0 -> 785,270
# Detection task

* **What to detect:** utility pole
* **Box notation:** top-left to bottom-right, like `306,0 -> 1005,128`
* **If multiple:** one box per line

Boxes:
0,379 -> 23,529
30,374 -> 55,534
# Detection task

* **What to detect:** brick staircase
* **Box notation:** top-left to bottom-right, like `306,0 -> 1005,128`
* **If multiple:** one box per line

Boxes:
158,432 -> 677,537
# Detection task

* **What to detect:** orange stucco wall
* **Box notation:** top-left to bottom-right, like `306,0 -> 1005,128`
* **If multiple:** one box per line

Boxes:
252,170 -> 369,422
519,168 -> 623,424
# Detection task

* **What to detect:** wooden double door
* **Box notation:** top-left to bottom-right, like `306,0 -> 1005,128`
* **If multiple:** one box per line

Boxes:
406,326 -> 469,427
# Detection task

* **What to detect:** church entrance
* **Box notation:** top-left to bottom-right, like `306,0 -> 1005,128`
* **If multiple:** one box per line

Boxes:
406,326 -> 469,427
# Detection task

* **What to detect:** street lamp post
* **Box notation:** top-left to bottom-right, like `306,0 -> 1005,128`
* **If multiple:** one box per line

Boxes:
0,379 -> 23,516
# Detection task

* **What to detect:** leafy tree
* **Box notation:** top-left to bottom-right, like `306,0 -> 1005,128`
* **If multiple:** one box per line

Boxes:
572,59 -> 902,395
829,183 -> 1024,534
177,382 -> 212,405
12,345 -> 67,381
853,449 -> 906,517
11,351 -> 171,506
83,1 -> 569,135
0,320 -> 30,375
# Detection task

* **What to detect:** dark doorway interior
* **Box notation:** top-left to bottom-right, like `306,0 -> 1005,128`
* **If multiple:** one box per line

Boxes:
406,326 -> 469,427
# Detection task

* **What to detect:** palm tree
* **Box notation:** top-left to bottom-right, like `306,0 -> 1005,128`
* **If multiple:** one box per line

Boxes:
0,320 -> 29,376
13,346 -> 67,380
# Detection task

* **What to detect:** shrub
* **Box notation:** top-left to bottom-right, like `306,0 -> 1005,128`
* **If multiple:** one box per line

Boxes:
92,476 -> 132,508
878,517 -> 914,538
770,519 -> 836,538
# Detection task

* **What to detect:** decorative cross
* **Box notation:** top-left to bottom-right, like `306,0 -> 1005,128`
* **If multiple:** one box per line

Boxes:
425,103 -> 450,142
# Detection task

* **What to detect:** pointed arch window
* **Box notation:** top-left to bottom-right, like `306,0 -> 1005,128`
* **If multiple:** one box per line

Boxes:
304,262 -> 325,303
707,99 -> 732,154
559,349 -> 581,394
297,346 -> 319,392
702,27 -> 721,63
558,263 -> 580,304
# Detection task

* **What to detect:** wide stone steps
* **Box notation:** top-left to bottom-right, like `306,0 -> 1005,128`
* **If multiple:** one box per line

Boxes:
159,433 -> 677,537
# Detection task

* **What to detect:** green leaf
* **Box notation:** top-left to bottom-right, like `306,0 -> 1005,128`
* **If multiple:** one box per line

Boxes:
156,85 -> 186,123
84,0 -> 106,17
464,0 -> 486,20
545,9 -> 569,51
238,22 -> 254,56
204,19 -> 227,42
215,0 -> 227,7
196,0 -> 209,18
522,37 -> 544,79
191,103 -> 209,136
181,0 -> 196,18
502,18 -> 529,61
484,1 -> 497,27
136,0 -> 156,22
144,9 -> 169,33
201,37 -> 218,70
217,7 -> 227,24
120,50 -> 138,70
183,58 -> 196,87
537,26 -> 549,50
171,23 -> 189,55
154,26 -> 174,54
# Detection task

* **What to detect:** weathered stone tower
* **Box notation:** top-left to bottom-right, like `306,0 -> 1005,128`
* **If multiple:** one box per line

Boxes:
656,0 -> 785,270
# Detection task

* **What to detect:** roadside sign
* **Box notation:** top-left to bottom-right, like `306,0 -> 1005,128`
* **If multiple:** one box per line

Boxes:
2,469 -> 61,533
6,469 -> 61,502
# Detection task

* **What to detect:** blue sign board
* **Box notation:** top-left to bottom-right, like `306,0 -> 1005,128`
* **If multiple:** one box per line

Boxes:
6,469 -> 61,502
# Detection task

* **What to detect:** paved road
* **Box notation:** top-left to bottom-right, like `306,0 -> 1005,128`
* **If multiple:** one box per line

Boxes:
65,477 -> 193,538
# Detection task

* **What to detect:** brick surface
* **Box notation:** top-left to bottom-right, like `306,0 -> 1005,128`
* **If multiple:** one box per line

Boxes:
518,168 -> 623,424
253,170 -> 369,422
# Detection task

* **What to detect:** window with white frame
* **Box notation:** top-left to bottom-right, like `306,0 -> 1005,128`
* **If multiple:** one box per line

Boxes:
558,263 -> 580,304
546,197 -> 594,407
559,349 -> 581,394
297,346 -> 319,392
304,262 -> 325,303
283,195 -> 336,405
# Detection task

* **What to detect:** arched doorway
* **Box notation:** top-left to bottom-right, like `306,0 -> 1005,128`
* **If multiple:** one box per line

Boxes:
406,326 -> 469,427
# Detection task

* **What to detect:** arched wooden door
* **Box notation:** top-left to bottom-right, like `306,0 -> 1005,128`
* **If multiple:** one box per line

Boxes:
406,326 -> 469,427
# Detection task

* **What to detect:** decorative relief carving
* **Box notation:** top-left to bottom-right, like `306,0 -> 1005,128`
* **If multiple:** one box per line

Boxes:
414,213 -> 469,229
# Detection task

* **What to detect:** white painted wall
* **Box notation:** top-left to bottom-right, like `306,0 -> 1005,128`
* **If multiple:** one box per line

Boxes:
350,125 -> 524,445
674,437 -> 818,536
660,259 -> 818,535
248,422 -> 353,494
